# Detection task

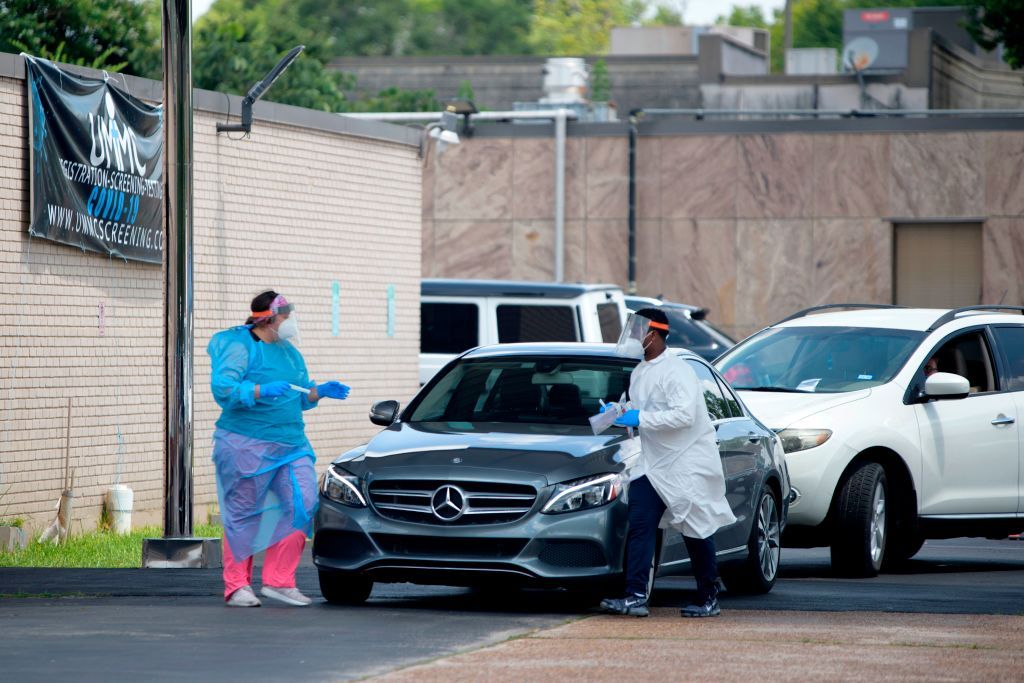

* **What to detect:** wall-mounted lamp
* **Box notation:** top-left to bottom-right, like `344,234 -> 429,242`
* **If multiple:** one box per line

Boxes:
217,45 -> 305,135
420,99 -> 478,157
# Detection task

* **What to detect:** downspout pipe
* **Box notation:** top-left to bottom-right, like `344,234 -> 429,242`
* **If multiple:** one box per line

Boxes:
627,111 -> 638,295
554,109 -> 567,283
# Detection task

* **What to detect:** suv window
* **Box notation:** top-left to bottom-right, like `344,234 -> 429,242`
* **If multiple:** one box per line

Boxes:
928,330 -> 996,393
496,305 -> 577,343
687,359 -> 729,421
717,326 -> 924,393
716,376 -> 743,418
992,326 -> 1024,391
422,303 -> 478,354
597,302 -> 623,342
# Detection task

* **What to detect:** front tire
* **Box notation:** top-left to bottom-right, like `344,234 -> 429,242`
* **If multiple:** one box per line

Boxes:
831,462 -> 887,577
318,570 -> 373,605
721,488 -> 781,594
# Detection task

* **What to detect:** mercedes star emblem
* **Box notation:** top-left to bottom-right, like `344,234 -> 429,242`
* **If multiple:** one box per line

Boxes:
431,485 -> 466,522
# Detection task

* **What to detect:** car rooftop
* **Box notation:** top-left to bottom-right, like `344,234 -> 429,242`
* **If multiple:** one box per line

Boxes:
775,307 -> 1024,332
461,342 -> 703,361
422,278 -> 622,299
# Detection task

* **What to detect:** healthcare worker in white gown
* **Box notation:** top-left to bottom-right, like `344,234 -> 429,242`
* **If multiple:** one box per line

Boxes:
600,307 -> 736,618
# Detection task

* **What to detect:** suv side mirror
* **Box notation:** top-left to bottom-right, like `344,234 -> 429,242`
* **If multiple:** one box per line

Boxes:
369,400 -> 400,426
923,372 -> 970,400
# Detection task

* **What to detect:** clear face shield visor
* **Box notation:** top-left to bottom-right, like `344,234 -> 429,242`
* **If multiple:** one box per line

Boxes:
252,294 -> 300,343
614,312 -> 653,359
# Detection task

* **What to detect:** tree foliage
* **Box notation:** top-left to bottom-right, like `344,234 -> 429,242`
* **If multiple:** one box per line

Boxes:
965,0 -> 1024,70
0,0 -> 160,76
714,5 -> 769,29
192,0 -> 349,111
529,0 -> 646,55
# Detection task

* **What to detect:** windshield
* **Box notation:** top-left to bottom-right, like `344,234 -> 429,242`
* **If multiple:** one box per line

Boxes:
408,356 -> 636,425
715,326 -> 923,394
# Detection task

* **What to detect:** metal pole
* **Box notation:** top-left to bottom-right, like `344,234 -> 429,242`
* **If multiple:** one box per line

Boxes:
554,109 -> 566,283
161,0 -> 194,538
627,116 -> 637,295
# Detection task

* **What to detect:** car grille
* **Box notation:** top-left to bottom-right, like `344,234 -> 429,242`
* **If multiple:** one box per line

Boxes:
537,540 -> 607,568
368,479 -> 537,525
371,534 -> 529,559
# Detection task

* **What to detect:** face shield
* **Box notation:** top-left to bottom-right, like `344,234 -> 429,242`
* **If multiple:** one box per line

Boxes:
614,312 -> 651,358
252,294 -> 300,344
614,312 -> 667,359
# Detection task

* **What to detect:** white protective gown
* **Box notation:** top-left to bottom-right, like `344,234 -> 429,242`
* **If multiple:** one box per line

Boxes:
629,350 -> 737,539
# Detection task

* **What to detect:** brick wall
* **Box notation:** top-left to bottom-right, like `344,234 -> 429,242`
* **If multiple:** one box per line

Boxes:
0,68 -> 422,533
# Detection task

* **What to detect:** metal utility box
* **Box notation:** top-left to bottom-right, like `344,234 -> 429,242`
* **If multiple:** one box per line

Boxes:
786,48 -> 838,75
841,8 -> 913,72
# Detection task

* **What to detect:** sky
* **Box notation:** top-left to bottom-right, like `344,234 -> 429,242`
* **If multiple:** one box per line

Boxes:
190,0 -> 787,26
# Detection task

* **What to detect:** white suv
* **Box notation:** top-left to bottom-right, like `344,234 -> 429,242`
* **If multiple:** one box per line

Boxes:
714,305 -> 1024,577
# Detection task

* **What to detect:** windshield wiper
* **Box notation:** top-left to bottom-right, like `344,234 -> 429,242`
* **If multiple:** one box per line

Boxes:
738,386 -> 815,393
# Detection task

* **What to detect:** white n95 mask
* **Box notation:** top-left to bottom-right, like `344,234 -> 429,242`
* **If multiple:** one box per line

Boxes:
276,316 -> 299,341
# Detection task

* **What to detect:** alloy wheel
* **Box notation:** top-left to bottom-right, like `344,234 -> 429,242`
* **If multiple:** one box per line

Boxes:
757,493 -> 781,582
869,480 -> 886,565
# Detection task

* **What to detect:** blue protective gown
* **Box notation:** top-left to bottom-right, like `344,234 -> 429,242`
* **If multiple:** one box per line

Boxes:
207,326 -> 320,559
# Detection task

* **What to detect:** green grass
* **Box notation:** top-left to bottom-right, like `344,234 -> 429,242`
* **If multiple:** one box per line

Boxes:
0,524 -> 223,568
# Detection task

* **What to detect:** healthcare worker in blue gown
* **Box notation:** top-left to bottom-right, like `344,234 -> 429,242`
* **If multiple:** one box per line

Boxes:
208,290 -> 351,608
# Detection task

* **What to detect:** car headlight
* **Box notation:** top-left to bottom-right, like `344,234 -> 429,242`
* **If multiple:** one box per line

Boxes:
320,466 -> 367,507
542,473 -> 625,514
777,428 -> 832,454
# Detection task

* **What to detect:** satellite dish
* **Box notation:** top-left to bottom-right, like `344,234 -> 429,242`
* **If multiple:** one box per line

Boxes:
842,36 -> 879,71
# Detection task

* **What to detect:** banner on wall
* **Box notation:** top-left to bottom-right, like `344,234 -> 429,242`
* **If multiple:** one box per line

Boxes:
25,55 -> 164,264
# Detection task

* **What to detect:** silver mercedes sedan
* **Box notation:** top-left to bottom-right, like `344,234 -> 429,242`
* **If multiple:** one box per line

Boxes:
313,343 -> 790,605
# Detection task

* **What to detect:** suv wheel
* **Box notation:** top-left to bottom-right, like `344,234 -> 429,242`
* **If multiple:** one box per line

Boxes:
831,463 -> 887,577
319,570 -> 373,605
721,488 -> 781,594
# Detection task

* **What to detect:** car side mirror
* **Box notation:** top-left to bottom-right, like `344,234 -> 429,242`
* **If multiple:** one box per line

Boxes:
923,372 -> 970,400
369,400 -> 400,426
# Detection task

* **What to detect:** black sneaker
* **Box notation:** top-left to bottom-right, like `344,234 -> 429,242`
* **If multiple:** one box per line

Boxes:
600,594 -> 649,617
680,595 -> 720,618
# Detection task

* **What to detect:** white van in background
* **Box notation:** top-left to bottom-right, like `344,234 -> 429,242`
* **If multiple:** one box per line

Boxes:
420,279 -> 628,384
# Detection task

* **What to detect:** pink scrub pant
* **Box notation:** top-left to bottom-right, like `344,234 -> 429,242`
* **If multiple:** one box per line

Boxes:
223,530 -> 306,600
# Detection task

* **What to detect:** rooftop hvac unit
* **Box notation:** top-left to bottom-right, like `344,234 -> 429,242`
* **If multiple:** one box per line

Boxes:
841,8 -> 912,72
785,48 -> 838,75
540,58 -> 588,105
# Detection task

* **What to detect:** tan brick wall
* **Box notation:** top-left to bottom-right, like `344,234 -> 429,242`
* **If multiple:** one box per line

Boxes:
0,75 -> 422,533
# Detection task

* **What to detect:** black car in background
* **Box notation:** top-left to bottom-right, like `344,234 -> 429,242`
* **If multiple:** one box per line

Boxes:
625,296 -> 735,362
313,343 -> 790,605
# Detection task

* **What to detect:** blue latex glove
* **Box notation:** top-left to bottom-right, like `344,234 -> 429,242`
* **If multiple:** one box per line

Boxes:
317,381 -> 351,400
614,409 -> 640,428
259,381 -> 293,399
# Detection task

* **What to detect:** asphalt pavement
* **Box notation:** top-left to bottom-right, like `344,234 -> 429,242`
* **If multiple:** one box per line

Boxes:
1,538 -> 1021,682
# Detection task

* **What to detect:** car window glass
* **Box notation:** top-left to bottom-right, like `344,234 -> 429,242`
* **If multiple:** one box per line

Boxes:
716,326 -> 924,393
665,309 -> 715,347
409,357 -> 635,425
992,326 -> 1024,391
715,376 -> 743,418
597,302 -> 623,342
421,303 -> 478,354
930,330 -> 996,393
687,359 -> 729,421
496,305 -> 577,343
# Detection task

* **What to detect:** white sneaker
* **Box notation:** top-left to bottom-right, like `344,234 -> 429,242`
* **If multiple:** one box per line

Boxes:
261,585 -> 312,606
226,585 -> 261,607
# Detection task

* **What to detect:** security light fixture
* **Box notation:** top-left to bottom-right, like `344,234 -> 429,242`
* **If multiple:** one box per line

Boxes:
217,45 -> 305,135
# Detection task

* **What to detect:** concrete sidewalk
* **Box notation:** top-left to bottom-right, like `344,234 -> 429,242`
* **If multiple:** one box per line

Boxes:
370,609 -> 1024,682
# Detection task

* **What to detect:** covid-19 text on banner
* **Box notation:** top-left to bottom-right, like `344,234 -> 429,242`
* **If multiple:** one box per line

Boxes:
25,55 -> 163,264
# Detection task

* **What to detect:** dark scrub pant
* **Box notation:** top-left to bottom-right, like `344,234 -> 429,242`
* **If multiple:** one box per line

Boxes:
625,476 -> 719,602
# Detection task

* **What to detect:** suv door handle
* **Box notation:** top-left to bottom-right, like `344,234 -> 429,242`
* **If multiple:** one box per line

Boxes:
991,414 -> 1016,426
747,432 -> 760,443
